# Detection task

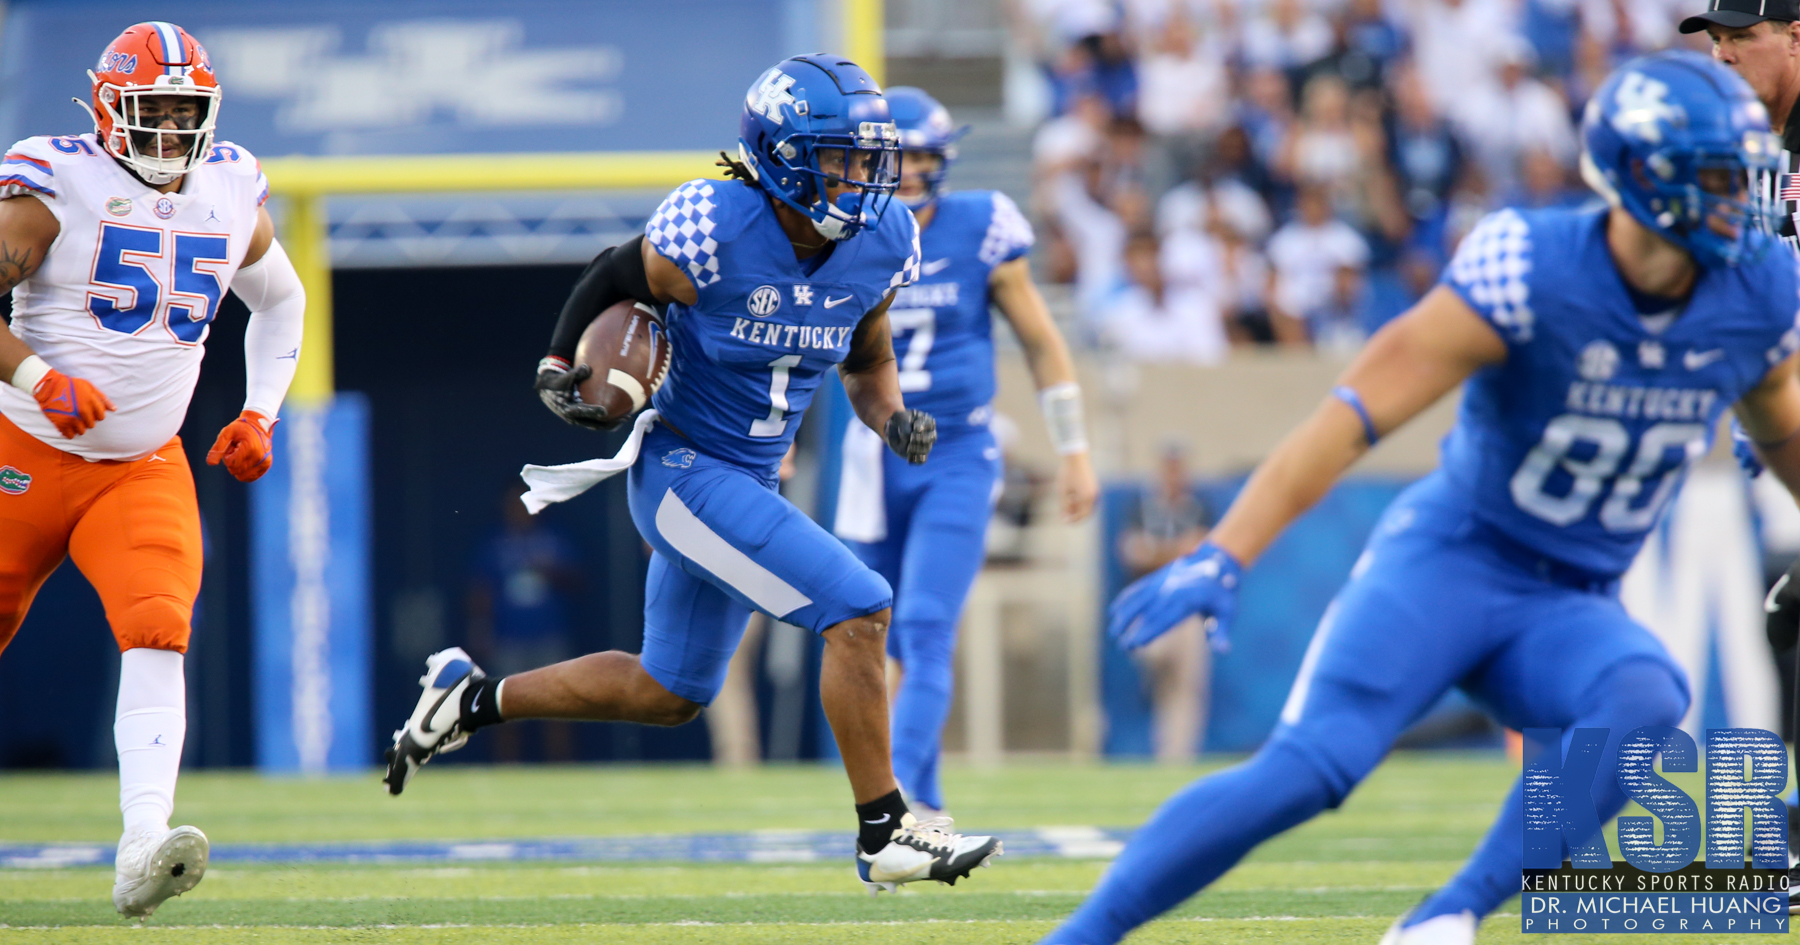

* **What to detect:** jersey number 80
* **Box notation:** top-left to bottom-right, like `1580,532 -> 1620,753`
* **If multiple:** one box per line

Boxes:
1509,414 -> 1707,532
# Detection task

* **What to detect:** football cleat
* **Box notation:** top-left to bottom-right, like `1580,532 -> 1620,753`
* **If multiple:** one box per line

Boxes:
856,813 -> 1001,895
112,824 -> 208,918
383,647 -> 486,796
1377,909 -> 1476,945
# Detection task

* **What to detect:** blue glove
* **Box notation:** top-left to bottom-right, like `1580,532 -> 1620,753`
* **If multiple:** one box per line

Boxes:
1732,418 -> 1765,479
1108,541 -> 1243,652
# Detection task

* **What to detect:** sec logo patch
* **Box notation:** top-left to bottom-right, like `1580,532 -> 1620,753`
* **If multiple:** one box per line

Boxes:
106,197 -> 132,217
748,285 -> 782,318
0,466 -> 31,495
154,197 -> 176,219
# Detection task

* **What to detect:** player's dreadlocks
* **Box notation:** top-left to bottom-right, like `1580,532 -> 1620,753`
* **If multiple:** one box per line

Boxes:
716,150 -> 756,183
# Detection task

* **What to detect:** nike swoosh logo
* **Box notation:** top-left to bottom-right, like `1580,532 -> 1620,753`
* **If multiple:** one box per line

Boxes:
469,691 -> 483,715
824,295 -> 854,309
1684,349 -> 1726,370
862,814 -> 891,825
1768,573 -> 1790,613
920,258 -> 952,276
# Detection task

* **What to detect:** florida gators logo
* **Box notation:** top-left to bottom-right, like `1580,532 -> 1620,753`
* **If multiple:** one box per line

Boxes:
0,466 -> 31,495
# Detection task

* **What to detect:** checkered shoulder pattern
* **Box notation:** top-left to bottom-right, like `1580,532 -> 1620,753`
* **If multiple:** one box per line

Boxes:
646,180 -> 724,289
888,210 -> 922,291
1446,209 -> 1534,344
978,191 -> 1035,267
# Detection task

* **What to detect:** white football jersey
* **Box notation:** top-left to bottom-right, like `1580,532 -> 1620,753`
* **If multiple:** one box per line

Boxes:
0,133 -> 268,460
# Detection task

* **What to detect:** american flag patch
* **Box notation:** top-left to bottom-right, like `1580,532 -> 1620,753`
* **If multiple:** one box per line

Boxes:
1782,173 -> 1800,201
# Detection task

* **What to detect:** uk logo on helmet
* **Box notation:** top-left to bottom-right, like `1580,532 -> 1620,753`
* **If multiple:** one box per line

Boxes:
747,70 -> 797,124
1610,72 -> 1679,144
748,285 -> 782,317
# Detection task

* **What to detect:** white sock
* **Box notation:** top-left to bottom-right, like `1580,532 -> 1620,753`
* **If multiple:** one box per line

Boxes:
115,648 -> 186,836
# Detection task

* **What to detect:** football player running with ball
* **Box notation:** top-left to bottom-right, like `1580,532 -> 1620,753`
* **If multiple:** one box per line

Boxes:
385,55 -> 1003,893
832,87 -> 1097,820
1042,51 -> 1800,945
0,23 -> 305,918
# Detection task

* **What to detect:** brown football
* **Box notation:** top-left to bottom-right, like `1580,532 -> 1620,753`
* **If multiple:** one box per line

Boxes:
572,300 -> 671,429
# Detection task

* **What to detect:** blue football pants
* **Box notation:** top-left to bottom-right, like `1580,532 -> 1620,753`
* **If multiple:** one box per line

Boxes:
627,427 -> 893,706
1042,476 -> 1690,944
843,426 -> 1001,810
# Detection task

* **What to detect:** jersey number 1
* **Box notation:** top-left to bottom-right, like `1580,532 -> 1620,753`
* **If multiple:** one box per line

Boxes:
750,355 -> 803,438
89,223 -> 230,343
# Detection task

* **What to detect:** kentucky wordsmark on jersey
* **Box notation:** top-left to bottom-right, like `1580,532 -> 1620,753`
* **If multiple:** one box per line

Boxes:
888,190 -> 1033,428
1436,206 -> 1800,576
0,133 -> 269,461
645,178 -> 920,472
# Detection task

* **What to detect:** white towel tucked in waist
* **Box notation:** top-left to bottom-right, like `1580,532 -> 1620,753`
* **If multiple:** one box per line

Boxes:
518,409 -> 660,514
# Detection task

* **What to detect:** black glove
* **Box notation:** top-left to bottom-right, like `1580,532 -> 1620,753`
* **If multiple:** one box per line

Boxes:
884,409 -> 936,465
1768,557 -> 1800,652
534,356 -> 615,430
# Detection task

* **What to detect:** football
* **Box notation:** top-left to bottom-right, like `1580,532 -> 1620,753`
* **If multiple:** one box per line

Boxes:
572,300 -> 671,429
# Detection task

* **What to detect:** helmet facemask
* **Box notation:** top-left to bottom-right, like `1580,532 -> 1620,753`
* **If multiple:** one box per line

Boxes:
761,122 -> 901,240
86,74 -> 219,186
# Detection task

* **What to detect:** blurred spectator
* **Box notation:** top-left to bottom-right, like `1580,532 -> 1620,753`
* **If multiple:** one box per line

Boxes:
1266,184 -> 1372,349
1010,0 -> 1697,353
1118,443 -> 1212,761
1505,146 -> 1589,209
1136,5 -> 1232,197
1098,229 -> 1232,364
1410,0 -> 1522,120
1241,0 -> 1336,71
467,483 -> 581,763
1457,38 -> 1577,196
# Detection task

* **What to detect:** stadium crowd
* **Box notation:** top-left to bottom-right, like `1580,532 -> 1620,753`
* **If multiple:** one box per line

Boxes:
1012,0 -> 1697,361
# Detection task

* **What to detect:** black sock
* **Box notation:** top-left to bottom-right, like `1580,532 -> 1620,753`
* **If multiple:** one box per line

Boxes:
856,790 -> 909,854
460,676 -> 506,731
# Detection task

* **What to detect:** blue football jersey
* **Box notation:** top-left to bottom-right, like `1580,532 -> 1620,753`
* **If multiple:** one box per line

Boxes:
888,190 -> 1035,427
645,179 -> 922,473
1437,206 -> 1800,576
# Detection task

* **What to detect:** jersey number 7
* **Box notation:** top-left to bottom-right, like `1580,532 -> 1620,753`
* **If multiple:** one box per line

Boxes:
88,222 -> 231,344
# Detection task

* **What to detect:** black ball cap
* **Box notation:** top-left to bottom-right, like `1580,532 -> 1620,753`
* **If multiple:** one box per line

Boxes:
1681,0 -> 1800,33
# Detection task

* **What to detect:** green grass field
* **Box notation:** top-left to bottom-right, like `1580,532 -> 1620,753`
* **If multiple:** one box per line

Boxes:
0,753 -> 1767,943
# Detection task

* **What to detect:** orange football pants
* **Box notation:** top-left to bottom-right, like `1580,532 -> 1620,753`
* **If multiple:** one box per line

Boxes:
0,413 -> 201,656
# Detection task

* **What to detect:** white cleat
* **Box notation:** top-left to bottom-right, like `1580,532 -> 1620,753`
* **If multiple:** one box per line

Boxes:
112,824 -> 208,919
855,813 -> 1002,895
1377,910 -> 1476,945
384,647 -> 486,796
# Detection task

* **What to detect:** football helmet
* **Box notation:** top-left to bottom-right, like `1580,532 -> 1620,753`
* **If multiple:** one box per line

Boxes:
1579,49 -> 1778,268
737,55 -> 900,240
79,22 -> 220,186
884,86 -> 969,211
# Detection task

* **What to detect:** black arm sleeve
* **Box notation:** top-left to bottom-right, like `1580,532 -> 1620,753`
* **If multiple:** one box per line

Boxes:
545,234 -> 659,360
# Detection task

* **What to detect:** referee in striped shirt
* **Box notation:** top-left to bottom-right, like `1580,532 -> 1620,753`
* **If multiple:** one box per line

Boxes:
1685,0 -> 1800,905
1685,0 -> 1800,251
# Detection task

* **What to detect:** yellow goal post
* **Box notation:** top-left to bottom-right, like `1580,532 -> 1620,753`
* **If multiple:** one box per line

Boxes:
261,0 -> 883,405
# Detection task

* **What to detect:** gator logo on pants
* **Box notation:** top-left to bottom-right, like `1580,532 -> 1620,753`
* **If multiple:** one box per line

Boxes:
0,466 -> 29,495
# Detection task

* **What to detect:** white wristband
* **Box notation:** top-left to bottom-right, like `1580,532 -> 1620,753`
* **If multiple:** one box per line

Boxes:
10,355 -> 49,394
1039,382 -> 1089,455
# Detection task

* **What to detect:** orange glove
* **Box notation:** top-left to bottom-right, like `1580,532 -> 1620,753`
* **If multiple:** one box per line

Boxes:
32,367 -> 115,438
207,410 -> 277,482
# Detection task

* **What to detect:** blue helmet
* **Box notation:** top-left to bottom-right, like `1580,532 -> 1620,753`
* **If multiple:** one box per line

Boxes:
884,86 -> 969,210
737,54 -> 901,241
1579,49 -> 1779,268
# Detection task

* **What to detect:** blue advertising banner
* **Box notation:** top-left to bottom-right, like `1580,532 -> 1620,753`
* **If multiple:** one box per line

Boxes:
251,395 -> 372,774
0,0 -> 810,156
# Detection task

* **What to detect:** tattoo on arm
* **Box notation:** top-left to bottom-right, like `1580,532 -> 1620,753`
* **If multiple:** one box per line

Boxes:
0,240 -> 37,294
